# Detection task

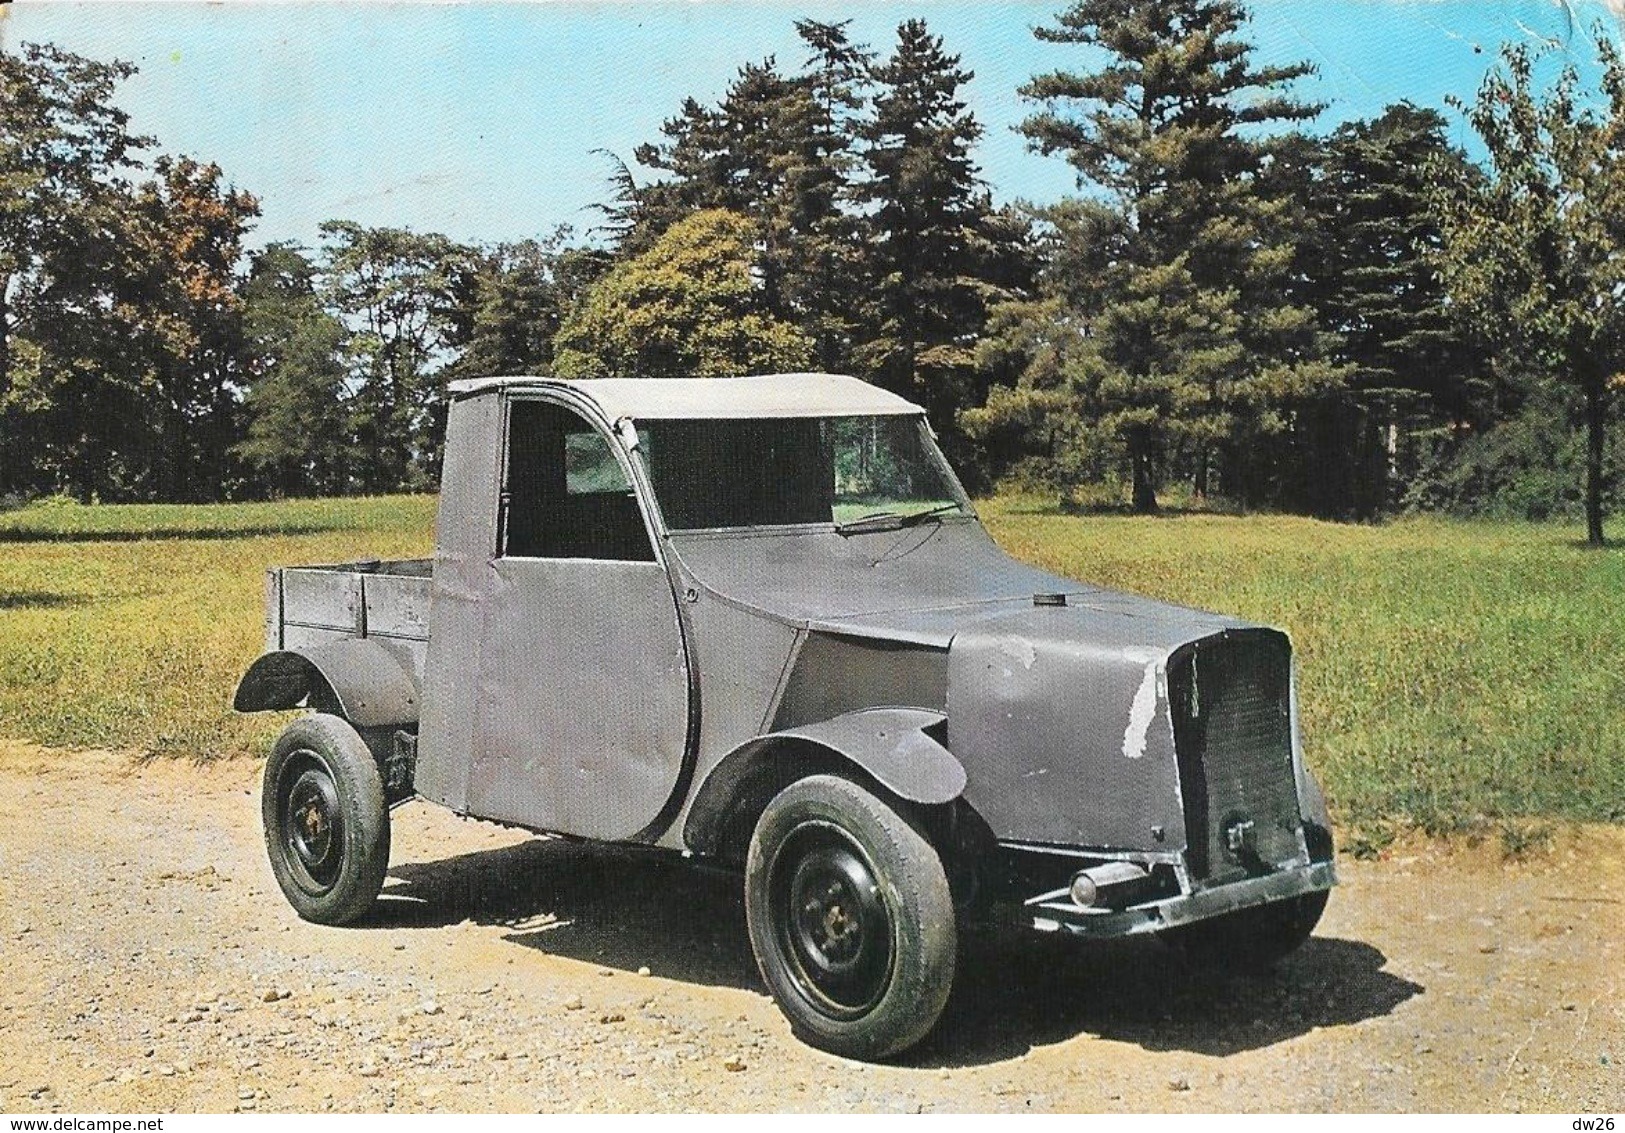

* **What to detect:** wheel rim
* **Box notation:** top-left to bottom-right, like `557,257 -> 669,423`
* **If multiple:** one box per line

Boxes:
278,749 -> 344,895
769,820 -> 894,1019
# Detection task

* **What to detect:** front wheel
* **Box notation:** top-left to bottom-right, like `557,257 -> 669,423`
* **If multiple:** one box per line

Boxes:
1161,890 -> 1328,974
744,775 -> 956,1060
262,713 -> 390,926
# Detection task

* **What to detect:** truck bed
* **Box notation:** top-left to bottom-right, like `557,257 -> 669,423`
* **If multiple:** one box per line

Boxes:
265,559 -> 432,681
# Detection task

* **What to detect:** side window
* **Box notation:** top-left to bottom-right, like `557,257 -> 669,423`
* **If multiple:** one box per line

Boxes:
501,400 -> 655,561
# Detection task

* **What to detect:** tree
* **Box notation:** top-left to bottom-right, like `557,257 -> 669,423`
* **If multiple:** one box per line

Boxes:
123,156 -> 260,499
1271,106 -> 1482,516
975,0 -> 1341,512
552,209 -> 812,380
1434,36 -> 1625,546
780,20 -> 874,371
858,20 -> 1029,443
625,24 -> 876,373
234,243 -> 353,497
0,43 -> 149,497
443,230 -> 601,382
318,221 -> 475,492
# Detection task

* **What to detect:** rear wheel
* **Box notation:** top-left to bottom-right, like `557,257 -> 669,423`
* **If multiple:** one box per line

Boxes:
262,713 -> 390,926
745,775 -> 955,1060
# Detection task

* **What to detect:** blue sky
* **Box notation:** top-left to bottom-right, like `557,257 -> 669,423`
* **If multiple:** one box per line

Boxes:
4,1 -> 1621,249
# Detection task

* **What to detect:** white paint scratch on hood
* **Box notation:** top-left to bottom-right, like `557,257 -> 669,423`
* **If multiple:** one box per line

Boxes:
1121,652 -> 1168,760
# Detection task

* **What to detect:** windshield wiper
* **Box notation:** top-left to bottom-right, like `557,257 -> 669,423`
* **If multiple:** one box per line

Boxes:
835,503 -> 963,537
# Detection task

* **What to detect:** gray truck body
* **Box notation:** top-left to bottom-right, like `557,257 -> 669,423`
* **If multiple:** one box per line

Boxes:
236,373 -> 1335,936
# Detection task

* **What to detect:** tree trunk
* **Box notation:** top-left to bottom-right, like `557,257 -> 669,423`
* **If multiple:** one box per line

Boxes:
0,277 -> 11,497
1130,433 -> 1158,514
1583,379 -> 1608,547
1193,446 -> 1209,501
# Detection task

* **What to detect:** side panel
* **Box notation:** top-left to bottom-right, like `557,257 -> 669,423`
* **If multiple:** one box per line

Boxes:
771,631 -> 947,731
414,393 -> 504,810
465,558 -> 689,839
280,568 -> 362,635
655,595 -> 799,849
363,574 -> 431,680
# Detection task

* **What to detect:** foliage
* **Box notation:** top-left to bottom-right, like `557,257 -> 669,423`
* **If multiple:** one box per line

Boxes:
552,209 -> 812,380
856,20 -> 1033,450
1434,34 -> 1625,546
233,243 -> 353,497
1403,386 -> 1625,521
619,23 -> 876,376
0,43 -> 148,498
607,18 -> 1030,427
123,156 -> 261,500
969,0 -> 1343,512
318,221 -> 477,492
0,10 -> 1617,534
1277,105 -> 1483,518
442,229 -> 600,382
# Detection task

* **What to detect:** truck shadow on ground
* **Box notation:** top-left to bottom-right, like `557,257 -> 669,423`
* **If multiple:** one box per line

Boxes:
380,835 -> 1422,1068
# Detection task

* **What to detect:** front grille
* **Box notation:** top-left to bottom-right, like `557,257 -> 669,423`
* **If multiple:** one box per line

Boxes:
1168,630 -> 1305,884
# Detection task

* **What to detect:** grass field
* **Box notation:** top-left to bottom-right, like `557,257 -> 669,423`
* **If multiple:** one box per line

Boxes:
1,493 -> 1620,841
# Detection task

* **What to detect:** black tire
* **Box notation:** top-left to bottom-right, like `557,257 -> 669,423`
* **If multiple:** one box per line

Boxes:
262,713 -> 390,926
744,775 -> 955,1060
1162,889 -> 1329,974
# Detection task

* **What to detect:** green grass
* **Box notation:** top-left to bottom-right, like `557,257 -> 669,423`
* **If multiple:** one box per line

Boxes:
0,492 -> 1620,833
0,496 -> 436,760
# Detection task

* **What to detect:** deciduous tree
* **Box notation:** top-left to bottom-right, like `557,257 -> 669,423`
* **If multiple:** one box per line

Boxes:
552,209 -> 812,380
1434,36 -> 1625,546
234,242 -> 353,497
318,221 -> 475,491
0,43 -> 149,497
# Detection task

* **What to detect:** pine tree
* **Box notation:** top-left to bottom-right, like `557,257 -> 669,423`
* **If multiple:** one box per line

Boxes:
1285,105 -> 1481,516
626,27 -> 876,373
858,19 -> 1025,442
974,0 -> 1341,511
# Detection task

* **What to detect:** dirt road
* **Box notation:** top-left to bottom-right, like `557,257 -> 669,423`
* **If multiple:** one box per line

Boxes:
0,742 -> 1618,1113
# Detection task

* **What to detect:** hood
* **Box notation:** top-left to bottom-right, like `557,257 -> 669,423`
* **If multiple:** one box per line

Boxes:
668,519 -> 1297,858
666,518 -> 1245,647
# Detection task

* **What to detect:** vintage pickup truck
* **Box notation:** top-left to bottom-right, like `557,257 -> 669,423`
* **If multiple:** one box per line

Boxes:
235,372 -> 1335,1059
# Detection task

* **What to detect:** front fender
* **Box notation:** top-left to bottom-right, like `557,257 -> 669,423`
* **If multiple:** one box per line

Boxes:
233,639 -> 419,728
683,707 -> 966,854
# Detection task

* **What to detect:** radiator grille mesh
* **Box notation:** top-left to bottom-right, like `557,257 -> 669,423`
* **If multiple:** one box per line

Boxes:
1170,630 -> 1305,884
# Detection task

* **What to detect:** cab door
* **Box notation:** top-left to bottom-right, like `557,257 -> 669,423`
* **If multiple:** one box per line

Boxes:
464,395 -> 691,841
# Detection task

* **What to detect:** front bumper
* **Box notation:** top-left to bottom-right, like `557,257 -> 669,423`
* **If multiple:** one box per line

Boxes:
1025,860 -> 1337,938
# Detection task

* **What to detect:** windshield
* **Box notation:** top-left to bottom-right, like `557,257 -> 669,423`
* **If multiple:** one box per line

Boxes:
637,414 -> 970,531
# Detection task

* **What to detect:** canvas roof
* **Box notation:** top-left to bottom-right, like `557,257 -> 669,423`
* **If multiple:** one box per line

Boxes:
446,373 -> 923,420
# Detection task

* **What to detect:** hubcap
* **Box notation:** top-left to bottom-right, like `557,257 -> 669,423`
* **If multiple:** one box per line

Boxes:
771,823 -> 894,1018
280,752 -> 344,894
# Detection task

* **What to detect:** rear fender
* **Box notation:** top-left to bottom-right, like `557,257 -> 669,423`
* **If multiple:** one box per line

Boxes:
233,639 -> 419,728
